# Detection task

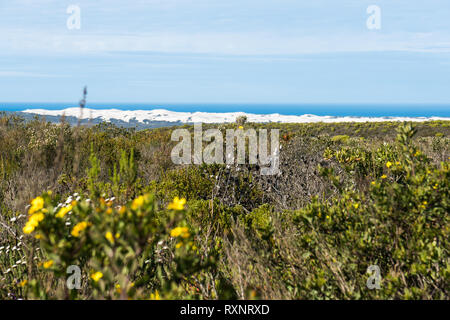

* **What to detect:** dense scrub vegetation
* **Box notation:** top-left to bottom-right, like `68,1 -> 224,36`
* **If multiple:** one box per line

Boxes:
0,113 -> 448,299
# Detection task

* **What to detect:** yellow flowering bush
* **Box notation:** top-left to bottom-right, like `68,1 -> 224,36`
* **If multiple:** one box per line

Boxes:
19,193 -> 208,300
308,124 -> 449,299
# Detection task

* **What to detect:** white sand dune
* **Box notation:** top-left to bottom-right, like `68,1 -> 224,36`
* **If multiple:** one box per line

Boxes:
22,107 -> 450,124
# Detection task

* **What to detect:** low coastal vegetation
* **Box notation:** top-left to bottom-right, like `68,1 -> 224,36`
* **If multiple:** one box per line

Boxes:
0,114 -> 448,299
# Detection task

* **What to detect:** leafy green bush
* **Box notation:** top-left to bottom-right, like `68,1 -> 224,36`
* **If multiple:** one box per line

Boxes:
18,193 -> 213,299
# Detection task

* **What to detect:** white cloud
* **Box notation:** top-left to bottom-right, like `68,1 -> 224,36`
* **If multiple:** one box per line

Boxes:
1,1 -> 450,56
2,28 -> 450,56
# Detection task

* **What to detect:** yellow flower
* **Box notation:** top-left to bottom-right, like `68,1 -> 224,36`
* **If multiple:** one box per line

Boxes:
115,284 -> 122,294
23,223 -> 35,234
29,196 -> 44,215
19,279 -> 28,287
386,161 -> 393,168
90,271 -> 103,282
419,201 -> 428,209
43,260 -> 54,269
371,181 -> 376,186
31,212 -> 45,223
115,232 -> 121,239
71,221 -> 90,237
170,227 -> 190,238
131,195 -> 145,210
175,242 -> 183,249
433,183 -> 438,190
238,126 -> 244,130
23,212 -> 45,234
167,197 -> 186,211
149,290 -> 161,300
106,208 -> 113,215
105,231 -> 115,244
35,234 -> 42,239
56,205 -> 72,218
353,203 -> 359,209
381,174 -> 387,179
118,206 -> 126,215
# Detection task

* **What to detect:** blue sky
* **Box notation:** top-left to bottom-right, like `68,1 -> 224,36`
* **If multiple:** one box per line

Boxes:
1,0 -> 450,104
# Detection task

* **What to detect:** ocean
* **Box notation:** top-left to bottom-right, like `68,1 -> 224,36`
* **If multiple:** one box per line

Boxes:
1,103 -> 450,118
